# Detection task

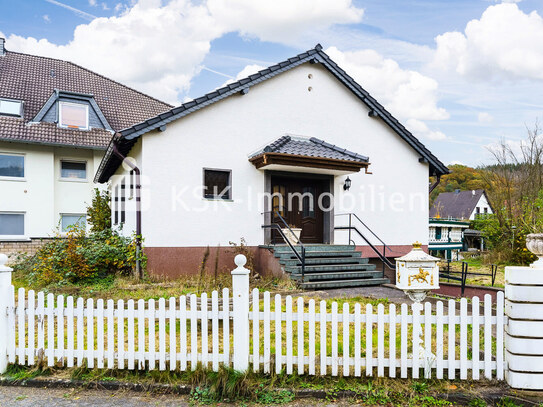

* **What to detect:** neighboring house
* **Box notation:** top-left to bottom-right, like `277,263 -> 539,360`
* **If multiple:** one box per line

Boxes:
0,38 -> 171,254
428,189 -> 493,258
429,189 -> 493,220
428,218 -> 470,261
95,44 -> 449,287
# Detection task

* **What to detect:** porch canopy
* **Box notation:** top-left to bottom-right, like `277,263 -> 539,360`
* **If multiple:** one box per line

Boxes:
249,135 -> 370,175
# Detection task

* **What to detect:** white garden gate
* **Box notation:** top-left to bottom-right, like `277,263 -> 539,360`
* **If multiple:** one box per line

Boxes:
0,253 -> 508,382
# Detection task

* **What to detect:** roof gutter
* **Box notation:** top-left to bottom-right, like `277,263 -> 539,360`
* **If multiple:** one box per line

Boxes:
429,175 -> 442,194
112,142 -> 143,280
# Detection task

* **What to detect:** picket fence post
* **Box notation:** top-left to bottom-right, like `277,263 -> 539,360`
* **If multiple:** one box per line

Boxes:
0,254 -> 13,373
231,254 -> 250,372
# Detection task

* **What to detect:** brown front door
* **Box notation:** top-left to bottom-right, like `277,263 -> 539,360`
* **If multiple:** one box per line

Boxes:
271,176 -> 324,244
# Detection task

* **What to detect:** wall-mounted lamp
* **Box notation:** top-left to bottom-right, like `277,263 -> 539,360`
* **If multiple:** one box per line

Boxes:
343,176 -> 352,191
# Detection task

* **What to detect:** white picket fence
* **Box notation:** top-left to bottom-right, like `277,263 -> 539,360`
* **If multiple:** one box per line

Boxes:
6,272 -> 505,380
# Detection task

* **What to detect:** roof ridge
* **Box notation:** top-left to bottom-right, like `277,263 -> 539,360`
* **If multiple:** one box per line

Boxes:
265,135 -> 291,152
5,50 -> 173,110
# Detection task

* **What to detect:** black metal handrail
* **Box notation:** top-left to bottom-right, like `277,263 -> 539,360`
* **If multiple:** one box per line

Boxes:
334,213 -> 395,275
262,211 -> 306,283
439,261 -> 469,296
440,261 -> 498,295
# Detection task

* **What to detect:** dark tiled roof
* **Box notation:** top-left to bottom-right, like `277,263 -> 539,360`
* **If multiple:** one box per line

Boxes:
252,135 -> 369,162
430,189 -> 488,219
0,117 -> 111,149
0,49 -> 172,149
96,44 -> 449,183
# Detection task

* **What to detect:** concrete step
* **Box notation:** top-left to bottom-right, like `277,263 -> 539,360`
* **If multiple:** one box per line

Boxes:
276,250 -> 362,259
280,257 -> 369,267
286,263 -> 377,274
271,244 -> 355,253
290,270 -> 383,281
299,278 -> 390,290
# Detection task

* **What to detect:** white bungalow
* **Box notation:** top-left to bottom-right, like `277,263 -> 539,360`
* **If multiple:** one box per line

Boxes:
95,45 -> 449,288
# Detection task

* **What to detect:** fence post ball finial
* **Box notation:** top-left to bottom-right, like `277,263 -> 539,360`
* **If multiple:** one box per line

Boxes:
234,254 -> 247,268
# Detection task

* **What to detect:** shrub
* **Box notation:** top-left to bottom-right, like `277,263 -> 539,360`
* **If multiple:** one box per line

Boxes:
14,226 -> 141,287
13,188 -> 144,287
87,188 -> 111,233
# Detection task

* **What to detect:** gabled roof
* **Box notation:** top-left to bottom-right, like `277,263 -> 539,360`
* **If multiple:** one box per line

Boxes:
95,44 -> 449,182
251,135 -> 369,163
249,135 -> 370,173
0,46 -> 172,149
430,189 -> 491,219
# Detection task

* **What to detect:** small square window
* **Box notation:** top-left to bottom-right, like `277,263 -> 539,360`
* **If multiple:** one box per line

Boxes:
59,102 -> 88,129
61,161 -> 86,179
61,214 -> 86,232
0,154 -> 24,178
204,169 -> 231,200
0,99 -> 22,117
0,213 -> 24,236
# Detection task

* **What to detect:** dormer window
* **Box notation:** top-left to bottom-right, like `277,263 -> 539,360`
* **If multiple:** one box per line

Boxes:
0,98 -> 23,117
59,101 -> 88,129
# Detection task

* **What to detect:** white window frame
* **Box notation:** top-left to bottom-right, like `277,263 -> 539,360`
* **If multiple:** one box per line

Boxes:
0,98 -> 23,117
0,211 -> 26,240
0,152 -> 25,181
59,159 -> 88,182
58,101 -> 89,130
60,213 -> 87,234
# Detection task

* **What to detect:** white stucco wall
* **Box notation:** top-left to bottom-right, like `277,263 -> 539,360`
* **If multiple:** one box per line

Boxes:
469,193 -> 493,220
113,62 -> 433,248
0,141 -> 105,239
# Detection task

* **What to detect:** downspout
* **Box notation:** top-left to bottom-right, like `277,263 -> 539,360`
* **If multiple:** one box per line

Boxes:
429,174 -> 441,194
112,143 -> 143,280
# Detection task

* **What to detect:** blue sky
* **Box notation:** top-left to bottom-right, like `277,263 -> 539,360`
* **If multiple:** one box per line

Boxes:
1,0 -> 543,168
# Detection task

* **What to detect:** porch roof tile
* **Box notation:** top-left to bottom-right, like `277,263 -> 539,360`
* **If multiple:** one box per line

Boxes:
251,135 -> 369,163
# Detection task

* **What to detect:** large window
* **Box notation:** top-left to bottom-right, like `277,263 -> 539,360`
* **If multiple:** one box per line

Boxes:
0,99 -> 22,117
0,213 -> 24,236
203,169 -> 231,200
0,154 -> 24,178
61,214 -> 86,232
61,160 -> 86,180
59,102 -> 88,129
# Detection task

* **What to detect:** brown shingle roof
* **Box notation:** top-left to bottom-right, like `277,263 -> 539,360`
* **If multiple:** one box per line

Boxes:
0,50 -> 172,149
0,117 -> 112,149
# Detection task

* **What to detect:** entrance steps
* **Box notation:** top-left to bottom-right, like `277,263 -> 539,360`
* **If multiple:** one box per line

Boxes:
267,244 -> 390,289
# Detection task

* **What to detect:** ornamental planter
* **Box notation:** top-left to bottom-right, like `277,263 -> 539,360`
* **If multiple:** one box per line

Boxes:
282,228 -> 302,246
526,233 -> 543,268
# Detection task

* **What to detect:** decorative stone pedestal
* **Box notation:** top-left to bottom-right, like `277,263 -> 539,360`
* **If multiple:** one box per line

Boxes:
505,265 -> 543,389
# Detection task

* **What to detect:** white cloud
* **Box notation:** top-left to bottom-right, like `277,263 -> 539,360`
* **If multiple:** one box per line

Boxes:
89,0 -> 97,6
433,3 -> 543,81
478,112 -> 494,123
43,15 -> 51,23
496,0 -> 521,3
101,2 -> 110,10
207,0 -> 363,44
405,119 -> 447,141
325,46 -> 449,121
4,0 -> 364,104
